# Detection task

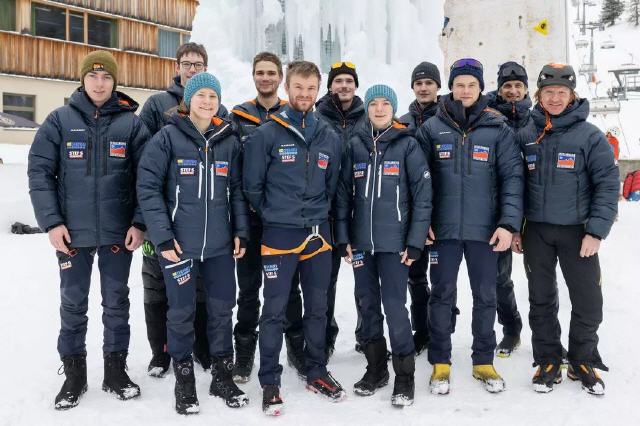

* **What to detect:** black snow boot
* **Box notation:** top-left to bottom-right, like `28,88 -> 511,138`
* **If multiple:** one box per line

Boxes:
532,363 -> 563,393
354,338 -> 390,396
262,384 -> 284,416
413,331 -> 429,356
193,302 -> 211,371
284,330 -> 306,380
174,357 -> 199,415
233,331 -> 258,383
391,354 -> 415,406
54,354 -> 88,410
102,351 -> 141,400
306,372 -> 346,401
567,363 -> 606,396
209,356 -> 249,408
144,302 -> 170,377
496,334 -> 521,358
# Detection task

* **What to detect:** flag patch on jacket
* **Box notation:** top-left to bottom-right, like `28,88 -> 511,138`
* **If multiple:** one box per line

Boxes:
215,161 -> 229,177
437,144 -> 453,159
526,154 -> 537,171
472,145 -> 490,162
557,152 -> 576,169
66,141 -> 86,159
278,146 -> 297,162
317,153 -> 329,170
353,162 -> 367,179
109,141 -> 127,158
383,161 -> 400,176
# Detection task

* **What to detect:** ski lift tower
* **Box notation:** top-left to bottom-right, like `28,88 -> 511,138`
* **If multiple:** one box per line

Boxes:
579,23 -> 601,76
609,65 -> 640,100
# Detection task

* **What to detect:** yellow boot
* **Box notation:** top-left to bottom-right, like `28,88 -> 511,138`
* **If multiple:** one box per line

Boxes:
472,365 -> 506,393
429,364 -> 450,395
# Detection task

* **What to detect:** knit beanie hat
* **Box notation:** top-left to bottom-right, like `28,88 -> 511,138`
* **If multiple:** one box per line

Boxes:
497,61 -> 528,88
364,84 -> 398,115
327,62 -> 359,89
448,58 -> 484,91
183,72 -> 222,108
411,61 -> 441,88
80,50 -> 118,89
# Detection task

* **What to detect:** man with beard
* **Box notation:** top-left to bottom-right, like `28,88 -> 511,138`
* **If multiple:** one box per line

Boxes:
243,61 -> 345,415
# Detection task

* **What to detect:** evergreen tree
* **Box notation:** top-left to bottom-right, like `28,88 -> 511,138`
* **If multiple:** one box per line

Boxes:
601,0 -> 625,26
629,0 -> 640,26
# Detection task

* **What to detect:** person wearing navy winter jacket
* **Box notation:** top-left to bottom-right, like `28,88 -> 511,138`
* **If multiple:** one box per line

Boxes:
243,61 -> 346,415
335,84 -> 432,406
416,58 -> 523,395
28,50 -> 147,410
137,72 -> 249,414
512,64 -> 619,395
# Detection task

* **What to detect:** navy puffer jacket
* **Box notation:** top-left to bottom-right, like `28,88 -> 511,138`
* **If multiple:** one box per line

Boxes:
416,94 -> 524,242
137,113 -> 249,260
517,99 -> 619,238
335,121 -> 432,252
242,105 -> 342,228
28,89 -> 149,247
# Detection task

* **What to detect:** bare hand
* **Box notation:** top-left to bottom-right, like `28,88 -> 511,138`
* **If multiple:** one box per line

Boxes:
125,226 -> 145,251
489,227 -> 512,252
580,234 -> 601,257
400,249 -> 415,266
233,236 -> 246,259
49,224 -> 71,254
511,233 -> 523,254
426,227 -> 435,246
161,239 -> 183,263
343,244 -> 353,264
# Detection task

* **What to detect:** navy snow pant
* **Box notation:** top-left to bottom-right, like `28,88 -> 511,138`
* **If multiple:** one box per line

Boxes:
57,245 -> 132,358
408,246 -> 430,336
352,251 -> 414,356
258,223 -> 332,386
523,221 -> 604,368
428,240 -> 498,365
496,250 -> 523,337
159,254 -> 236,362
234,214 -> 305,337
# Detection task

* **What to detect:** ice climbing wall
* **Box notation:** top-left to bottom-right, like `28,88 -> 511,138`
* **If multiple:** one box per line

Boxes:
440,0 -> 569,90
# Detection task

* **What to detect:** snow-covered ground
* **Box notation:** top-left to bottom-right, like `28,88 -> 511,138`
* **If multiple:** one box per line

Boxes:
2,146 -> 640,424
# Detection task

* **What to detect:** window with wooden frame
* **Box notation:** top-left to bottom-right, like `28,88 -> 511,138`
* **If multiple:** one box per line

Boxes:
0,0 -> 16,31
31,3 -> 118,48
3,93 -> 36,122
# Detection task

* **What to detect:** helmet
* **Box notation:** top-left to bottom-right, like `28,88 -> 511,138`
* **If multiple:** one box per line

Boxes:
537,63 -> 576,90
607,127 -> 620,137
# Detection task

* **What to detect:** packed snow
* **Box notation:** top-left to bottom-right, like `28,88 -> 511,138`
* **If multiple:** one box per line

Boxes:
2,0 -> 640,424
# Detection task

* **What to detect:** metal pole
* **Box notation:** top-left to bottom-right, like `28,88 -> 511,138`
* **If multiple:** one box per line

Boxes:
582,0 -> 586,35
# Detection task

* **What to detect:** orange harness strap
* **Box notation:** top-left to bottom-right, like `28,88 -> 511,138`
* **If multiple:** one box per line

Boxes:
261,230 -> 332,261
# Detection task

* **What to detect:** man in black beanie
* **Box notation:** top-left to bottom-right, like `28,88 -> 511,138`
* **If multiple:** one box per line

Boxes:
401,62 -> 442,131
314,60 -> 368,358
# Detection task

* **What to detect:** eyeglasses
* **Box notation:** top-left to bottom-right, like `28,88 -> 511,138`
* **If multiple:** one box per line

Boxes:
499,63 -> 527,79
179,61 -> 205,71
331,61 -> 356,70
450,58 -> 483,71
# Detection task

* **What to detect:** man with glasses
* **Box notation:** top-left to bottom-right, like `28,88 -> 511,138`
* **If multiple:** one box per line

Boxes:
139,42 -> 228,377
416,58 -> 523,394
314,61 -> 367,359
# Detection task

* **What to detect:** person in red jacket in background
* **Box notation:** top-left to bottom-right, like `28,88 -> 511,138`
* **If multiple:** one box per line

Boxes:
605,127 -> 620,165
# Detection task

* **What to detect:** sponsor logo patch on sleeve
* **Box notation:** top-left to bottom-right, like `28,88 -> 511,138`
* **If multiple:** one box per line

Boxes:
557,152 -> 576,169
109,141 -> 127,158
526,154 -> 537,171
472,145 -> 490,162
383,161 -> 400,176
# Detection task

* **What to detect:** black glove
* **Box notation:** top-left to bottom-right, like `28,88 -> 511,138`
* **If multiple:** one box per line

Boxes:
406,246 -> 423,261
157,239 -> 174,252
238,237 -> 247,249
337,244 -> 349,258
132,222 -> 147,232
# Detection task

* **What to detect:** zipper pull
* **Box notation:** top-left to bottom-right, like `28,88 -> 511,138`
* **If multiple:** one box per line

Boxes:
94,110 -> 98,119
